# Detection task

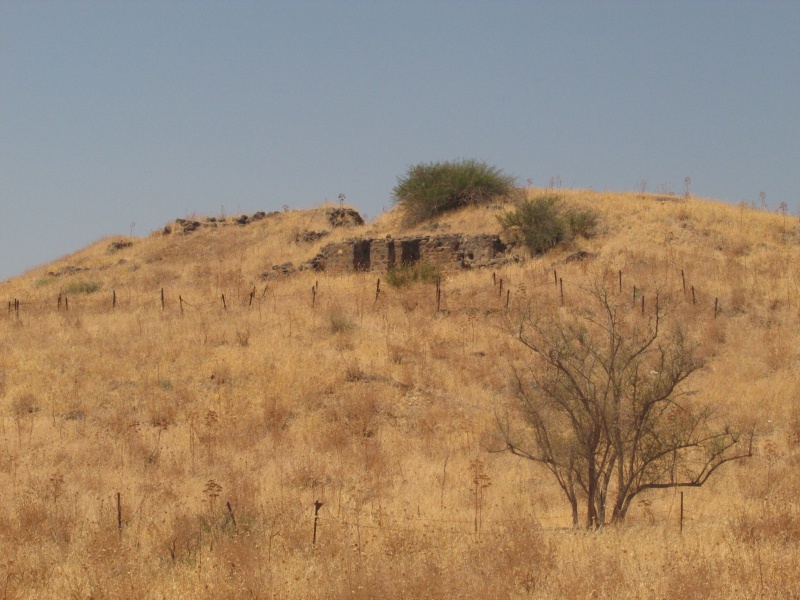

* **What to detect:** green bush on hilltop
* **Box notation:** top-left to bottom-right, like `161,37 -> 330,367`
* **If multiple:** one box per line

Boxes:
393,159 -> 516,223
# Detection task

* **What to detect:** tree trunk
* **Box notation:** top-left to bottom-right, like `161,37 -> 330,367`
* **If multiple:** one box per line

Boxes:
595,494 -> 606,527
586,462 -> 598,528
570,496 -> 579,527
613,492 -> 635,523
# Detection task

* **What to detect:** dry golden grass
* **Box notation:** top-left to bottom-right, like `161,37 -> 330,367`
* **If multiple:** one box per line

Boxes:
0,192 -> 799,598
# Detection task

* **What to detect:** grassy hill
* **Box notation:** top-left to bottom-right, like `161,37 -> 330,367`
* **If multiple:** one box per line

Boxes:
0,189 -> 798,598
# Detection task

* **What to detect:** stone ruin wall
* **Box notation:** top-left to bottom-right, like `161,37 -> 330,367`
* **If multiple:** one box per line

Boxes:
309,233 -> 510,274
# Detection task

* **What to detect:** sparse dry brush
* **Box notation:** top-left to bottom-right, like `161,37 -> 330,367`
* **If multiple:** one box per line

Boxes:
0,196 -> 798,598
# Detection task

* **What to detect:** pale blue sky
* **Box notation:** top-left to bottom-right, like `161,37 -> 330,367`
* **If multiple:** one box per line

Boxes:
1,1 -> 798,281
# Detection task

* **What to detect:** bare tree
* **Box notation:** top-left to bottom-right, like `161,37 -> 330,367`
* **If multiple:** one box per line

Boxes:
497,285 -> 753,528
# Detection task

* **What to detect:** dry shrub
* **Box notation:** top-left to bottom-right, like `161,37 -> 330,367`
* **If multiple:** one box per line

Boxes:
161,512 -> 203,565
235,328 -> 250,347
725,238 -> 751,258
675,206 -> 692,222
210,364 -> 232,385
146,395 -> 177,430
333,333 -> 355,352
328,305 -> 356,334
385,340 -> 412,364
261,396 -> 294,444
761,329 -> 793,372
734,450 -> 800,545
661,547 -> 724,600
734,504 -> 800,545
339,389 -> 382,440
482,524 -> 556,595
429,336 -> 453,361
11,392 -> 39,418
700,318 -> 727,353
787,413 -> 800,450
343,361 -> 370,383
546,535 -> 626,599
728,285 -> 749,314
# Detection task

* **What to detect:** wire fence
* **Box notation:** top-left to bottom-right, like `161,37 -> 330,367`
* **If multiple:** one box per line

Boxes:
254,486 -> 747,546
3,266 -> 732,326
104,483 -> 741,545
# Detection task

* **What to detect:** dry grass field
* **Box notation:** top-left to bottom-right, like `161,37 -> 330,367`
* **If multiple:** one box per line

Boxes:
0,190 -> 798,598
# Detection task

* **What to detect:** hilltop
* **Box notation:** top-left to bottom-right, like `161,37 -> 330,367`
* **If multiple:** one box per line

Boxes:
0,189 -> 798,598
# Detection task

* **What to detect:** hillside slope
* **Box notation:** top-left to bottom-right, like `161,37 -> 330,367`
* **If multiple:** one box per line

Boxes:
0,190 -> 798,599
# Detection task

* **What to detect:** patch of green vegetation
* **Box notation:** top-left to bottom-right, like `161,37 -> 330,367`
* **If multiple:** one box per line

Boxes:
497,194 -> 597,254
393,159 -> 515,223
385,262 -> 440,287
34,277 -> 56,288
63,280 -> 102,295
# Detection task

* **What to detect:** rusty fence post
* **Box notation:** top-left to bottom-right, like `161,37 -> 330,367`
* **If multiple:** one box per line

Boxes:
312,500 -> 323,546
117,492 -> 122,533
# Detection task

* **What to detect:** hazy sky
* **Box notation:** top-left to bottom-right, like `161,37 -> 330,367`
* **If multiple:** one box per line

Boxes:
1,1 -> 798,281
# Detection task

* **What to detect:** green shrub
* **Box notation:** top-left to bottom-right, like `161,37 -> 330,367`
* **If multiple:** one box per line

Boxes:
564,207 -> 598,238
63,280 -> 102,295
498,196 -> 565,254
498,195 -> 596,254
393,159 -> 515,223
34,277 -> 56,288
385,262 -> 440,287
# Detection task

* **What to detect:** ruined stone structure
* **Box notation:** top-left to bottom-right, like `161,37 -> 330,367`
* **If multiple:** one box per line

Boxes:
305,233 -> 512,274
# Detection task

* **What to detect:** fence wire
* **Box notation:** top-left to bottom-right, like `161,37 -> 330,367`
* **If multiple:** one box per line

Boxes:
3,267 -> 728,325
